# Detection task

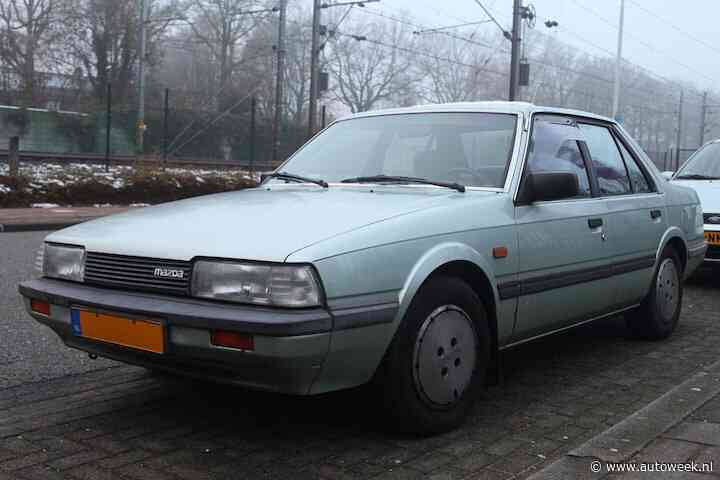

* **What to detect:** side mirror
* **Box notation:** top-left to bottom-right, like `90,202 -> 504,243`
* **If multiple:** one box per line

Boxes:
517,172 -> 580,204
661,171 -> 674,181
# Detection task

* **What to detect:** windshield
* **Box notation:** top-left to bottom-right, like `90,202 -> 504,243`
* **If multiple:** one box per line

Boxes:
277,113 -> 518,189
676,142 -> 720,178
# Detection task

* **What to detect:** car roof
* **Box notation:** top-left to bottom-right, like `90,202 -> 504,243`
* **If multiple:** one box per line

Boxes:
343,101 -> 616,124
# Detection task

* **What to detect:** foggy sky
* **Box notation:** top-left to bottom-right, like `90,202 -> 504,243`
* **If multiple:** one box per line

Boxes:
349,0 -> 719,94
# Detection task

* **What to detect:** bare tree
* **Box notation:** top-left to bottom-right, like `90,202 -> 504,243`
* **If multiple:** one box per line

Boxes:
327,18 -> 417,113
63,0 -> 178,106
0,0 -> 66,104
416,32 -> 503,104
182,0 -> 268,109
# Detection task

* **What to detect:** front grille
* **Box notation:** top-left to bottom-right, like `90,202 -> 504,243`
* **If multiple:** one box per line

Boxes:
84,252 -> 192,295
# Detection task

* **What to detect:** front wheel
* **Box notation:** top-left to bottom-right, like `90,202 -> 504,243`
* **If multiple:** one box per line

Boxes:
374,276 -> 490,435
626,246 -> 683,340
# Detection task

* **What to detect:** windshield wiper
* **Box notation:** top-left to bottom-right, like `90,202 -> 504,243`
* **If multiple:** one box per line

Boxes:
263,171 -> 328,188
674,174 -> 720,180
340,175 -> 465,193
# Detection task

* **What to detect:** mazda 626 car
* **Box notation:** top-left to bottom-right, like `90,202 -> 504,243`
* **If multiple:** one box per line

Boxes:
20,102 -> 706,434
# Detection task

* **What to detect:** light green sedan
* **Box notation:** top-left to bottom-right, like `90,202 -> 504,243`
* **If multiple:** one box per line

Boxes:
19,102 -> 705,434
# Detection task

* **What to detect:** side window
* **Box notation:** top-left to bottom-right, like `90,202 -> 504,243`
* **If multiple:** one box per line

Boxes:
616,138 -> 652,193
579,124 -> 631,195
527,117 -> 592,197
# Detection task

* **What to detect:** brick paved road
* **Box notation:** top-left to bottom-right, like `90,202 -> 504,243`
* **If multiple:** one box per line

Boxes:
2,236 -> 720,478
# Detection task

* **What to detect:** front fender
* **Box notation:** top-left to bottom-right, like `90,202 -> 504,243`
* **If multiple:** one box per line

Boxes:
308,240 -> 501,394
397,241 -> 499,325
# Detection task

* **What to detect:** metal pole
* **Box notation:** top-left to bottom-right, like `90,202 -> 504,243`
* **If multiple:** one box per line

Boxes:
612,0 -> 625,119
136,0 -> 147,156
272,0 -> 287,163
308,0 -> 321,137
8,136 -> 19,177
508,0 -> 522,101
105,82 -> 112,172
676,89 -> 684,171
321,105 -> 327,129
162,88 -> 169,166
250,96 -> 256,175
700,91 -> 708,146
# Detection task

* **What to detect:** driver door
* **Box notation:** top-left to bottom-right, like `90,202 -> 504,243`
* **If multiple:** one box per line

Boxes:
511,115 -> 614,342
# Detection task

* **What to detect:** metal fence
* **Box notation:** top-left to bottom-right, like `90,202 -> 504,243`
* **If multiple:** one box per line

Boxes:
0,101 -> 307,170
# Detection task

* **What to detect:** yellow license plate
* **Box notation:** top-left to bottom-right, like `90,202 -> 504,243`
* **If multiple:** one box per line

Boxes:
705,231 -> 720,246
71,309 -> 165,354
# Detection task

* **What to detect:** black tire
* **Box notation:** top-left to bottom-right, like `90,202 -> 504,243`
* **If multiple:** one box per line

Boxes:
373,275 -> 490,435
626,246 -> 683,340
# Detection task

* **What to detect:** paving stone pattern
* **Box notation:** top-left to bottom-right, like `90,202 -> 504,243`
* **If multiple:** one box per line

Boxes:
2,276 -> 720,479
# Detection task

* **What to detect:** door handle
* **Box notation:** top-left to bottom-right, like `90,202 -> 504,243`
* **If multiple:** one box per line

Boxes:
651,209 -> 662,219
588,218 -> 603,229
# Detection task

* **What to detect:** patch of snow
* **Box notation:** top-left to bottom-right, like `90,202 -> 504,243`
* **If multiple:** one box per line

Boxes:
129,203 -> 150,207
31,203 -> 61,208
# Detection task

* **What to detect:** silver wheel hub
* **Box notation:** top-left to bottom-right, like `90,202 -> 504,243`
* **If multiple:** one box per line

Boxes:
413,305 -> 477,406
656,258 -> 679,322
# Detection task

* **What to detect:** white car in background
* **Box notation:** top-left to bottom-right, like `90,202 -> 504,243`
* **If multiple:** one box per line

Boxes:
669,139 -> 720,263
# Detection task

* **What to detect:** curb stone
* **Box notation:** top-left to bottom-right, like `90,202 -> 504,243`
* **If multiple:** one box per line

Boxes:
526,358 -> 720,479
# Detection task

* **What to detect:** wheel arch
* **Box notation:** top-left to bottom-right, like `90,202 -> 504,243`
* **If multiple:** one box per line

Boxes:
393,242 -> 501,379
657,227 -> 688,273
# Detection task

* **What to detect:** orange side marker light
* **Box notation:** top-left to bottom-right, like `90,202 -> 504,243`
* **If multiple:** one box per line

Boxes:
493,246 -> 508,259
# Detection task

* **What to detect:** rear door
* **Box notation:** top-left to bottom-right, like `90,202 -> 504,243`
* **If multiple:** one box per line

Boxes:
512,115 -> 615,341
578,122 -> 665,307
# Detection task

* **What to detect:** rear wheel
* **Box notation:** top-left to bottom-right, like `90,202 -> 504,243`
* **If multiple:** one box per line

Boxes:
626,246 -> 683,340
374,276 -> 490,435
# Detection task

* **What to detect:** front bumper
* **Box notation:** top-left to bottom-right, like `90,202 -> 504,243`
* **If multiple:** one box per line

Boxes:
19,279 -> 333,395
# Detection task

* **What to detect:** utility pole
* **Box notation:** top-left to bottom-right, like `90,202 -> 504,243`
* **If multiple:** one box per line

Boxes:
308,0 -> 321,138
307,0 -> 379,138
508,0 -> 522,101
105,82 -> 112,172
162,88 -> 170,166
676,89 -> 684,171
250,97 -> 257,175
612,0 -> 625,120
272,0 -> 287,163
700,91 -> 708,146
137,0 -> 148,156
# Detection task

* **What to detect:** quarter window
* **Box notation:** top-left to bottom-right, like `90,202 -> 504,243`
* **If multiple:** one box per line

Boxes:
527,118 -> 591,197
579,124 -> 632,195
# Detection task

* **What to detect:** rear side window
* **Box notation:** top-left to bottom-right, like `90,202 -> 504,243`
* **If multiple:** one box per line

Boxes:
616,139 -> 652,193
527,117 -> 591,197
579,124 -> 631,195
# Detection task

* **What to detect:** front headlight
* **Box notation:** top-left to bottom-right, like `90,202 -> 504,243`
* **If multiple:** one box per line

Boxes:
191,261 -> 323,308
43,243 -> 85,282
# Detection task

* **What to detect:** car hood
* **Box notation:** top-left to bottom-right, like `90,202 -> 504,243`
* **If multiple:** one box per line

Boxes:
671,180 -> 720,215
46,186 -> 461,262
